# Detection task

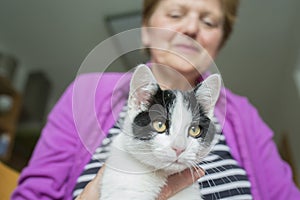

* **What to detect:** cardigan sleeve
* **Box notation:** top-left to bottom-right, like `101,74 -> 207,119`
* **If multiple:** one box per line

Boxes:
11,82 -> 81,200
245,101 -> 300,199
222,88 -> 300,199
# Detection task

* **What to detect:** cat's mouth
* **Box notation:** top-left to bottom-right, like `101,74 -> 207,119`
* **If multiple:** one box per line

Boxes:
174,159 -> 183,164
159,160 -> 187,173
171,157 -> 187,167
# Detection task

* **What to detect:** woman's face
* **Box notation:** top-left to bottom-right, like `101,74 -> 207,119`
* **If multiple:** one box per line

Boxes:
142,0 -> 224,76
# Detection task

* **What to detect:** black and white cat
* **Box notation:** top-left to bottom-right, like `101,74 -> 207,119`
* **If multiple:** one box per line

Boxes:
100,65 -> 221,200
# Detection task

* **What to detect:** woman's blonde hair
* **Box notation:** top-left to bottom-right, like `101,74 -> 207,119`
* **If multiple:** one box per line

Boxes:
142,0 -> 240,48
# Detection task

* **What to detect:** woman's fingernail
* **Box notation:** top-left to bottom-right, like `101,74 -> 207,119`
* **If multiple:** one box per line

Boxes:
194,168 -> 205,178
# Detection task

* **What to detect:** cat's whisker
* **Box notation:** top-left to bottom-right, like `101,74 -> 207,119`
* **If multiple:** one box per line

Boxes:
189,163 -> 201,182
187,166 -> 196,183
199,159 -> 244,196
206,167 -> 235,196
196,162 -> 220,200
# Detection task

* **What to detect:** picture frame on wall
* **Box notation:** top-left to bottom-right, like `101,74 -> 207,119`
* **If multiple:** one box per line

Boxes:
105,11 -> 149,70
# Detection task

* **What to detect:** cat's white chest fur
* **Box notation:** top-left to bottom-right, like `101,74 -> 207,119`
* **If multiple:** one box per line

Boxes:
99,134 -> 202,200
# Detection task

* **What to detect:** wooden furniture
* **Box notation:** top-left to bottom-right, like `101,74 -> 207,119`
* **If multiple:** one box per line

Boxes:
0,161 -> 19,199
278,132 -> 299,188
0,76 -> 21,161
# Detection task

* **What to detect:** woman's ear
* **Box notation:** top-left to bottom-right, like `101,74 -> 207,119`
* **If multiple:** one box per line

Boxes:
141,25 -> 150,47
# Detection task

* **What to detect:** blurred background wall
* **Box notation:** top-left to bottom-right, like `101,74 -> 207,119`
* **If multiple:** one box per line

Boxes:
0,0 -> 299,184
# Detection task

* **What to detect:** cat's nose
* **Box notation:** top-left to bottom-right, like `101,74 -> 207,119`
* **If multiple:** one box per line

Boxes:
172,147 -> 186,157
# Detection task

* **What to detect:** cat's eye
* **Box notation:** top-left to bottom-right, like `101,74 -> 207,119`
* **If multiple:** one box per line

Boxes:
188,126 -> 201,138
152,120 -> 167,133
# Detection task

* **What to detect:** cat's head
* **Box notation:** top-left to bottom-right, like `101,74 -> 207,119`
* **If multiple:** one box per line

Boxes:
123,64 -> 221,173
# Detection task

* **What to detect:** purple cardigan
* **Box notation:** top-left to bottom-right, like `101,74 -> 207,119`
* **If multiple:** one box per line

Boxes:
12,72 -> 300,200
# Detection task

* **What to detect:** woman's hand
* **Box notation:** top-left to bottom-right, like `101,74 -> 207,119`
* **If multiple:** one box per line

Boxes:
75,166 -> 104,200
75,165 -> 205,200
157,168 -> 205,200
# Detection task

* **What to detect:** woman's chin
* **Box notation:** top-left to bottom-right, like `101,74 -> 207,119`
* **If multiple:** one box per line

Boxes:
165,55 -> 208,75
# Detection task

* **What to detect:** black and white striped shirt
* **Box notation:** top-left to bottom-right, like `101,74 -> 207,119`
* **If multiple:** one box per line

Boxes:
73,105 -> 253,199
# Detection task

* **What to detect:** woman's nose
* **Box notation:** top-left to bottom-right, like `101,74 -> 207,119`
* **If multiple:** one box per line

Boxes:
182,16 -> 199,39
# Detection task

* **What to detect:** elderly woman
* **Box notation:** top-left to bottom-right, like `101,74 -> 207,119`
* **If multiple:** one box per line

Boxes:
12,0 -> 300,199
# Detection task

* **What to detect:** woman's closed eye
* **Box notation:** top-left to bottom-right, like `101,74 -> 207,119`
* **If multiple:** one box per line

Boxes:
201,17 -> 221,28
168,10 -> 184,19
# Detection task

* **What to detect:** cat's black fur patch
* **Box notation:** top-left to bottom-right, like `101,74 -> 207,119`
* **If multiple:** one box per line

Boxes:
132,84 -> 213,141
132,86 -> 175,140
181,90 -> 211,139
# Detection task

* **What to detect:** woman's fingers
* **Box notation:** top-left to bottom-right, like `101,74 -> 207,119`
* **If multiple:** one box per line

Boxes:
157,168 -> 205,200
75,165 -> 105,200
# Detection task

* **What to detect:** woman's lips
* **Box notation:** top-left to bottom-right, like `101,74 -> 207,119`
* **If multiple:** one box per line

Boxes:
173,44 -> 200,54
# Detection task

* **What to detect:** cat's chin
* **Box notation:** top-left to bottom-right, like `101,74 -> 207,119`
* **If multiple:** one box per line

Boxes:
159,161 -> 189,175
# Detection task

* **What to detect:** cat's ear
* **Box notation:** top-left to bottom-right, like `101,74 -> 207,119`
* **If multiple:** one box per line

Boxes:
128,64 -> 158,111
195,74 -> 221,119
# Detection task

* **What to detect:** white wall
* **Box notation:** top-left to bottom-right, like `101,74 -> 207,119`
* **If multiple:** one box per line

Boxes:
0,0 -> 142,113
216,0 -> 296,132
294,57 -> 300,99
